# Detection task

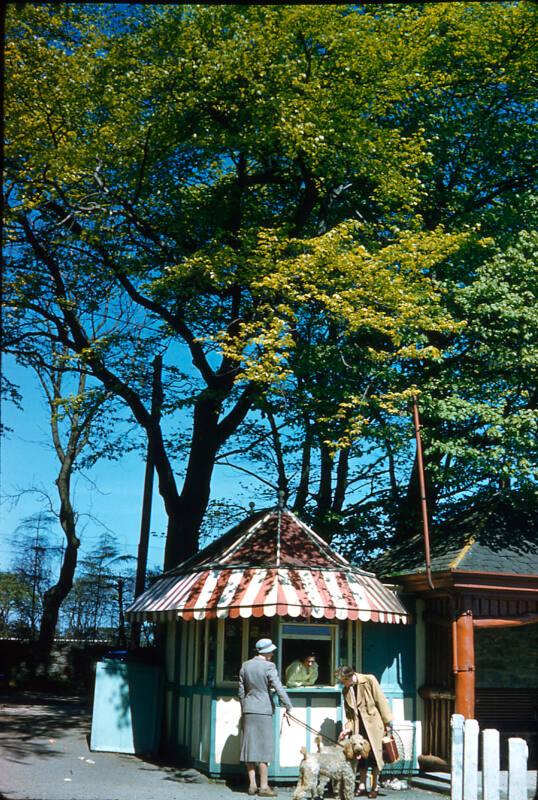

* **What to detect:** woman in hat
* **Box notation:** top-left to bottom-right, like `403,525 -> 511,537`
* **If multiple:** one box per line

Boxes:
238,638 -> 293,797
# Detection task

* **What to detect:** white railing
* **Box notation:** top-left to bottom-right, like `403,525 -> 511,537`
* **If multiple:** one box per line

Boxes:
451,714 -> 529,800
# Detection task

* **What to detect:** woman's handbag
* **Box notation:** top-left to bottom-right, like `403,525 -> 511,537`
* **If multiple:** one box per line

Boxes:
382,734 -> 399,764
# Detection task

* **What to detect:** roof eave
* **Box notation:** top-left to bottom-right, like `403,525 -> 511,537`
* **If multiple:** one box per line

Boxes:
385,569 -> 538,595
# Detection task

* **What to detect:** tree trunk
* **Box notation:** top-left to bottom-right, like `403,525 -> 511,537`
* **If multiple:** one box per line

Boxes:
314,441 -> 334,542
161,380 -> 253,569
163,395 -> 221,570
265,405 -> 288,501
332,447 -> 349,515
293,428 -> 312,513
38,468 -> 80,658
117,578 -> 126,647
131,355 -> 162,649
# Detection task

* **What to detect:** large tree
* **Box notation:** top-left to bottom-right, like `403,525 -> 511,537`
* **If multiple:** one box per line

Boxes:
33,355 -> 115,653
5,5 -> 536,566
9,511 -> 59,636
2,344 -> 119,655
214,3 -> 538,549
5,4 -> 476,566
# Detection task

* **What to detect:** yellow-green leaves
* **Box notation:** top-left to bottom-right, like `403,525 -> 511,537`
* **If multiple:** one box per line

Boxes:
5,2 -> 536,479
181,222 -> 466,392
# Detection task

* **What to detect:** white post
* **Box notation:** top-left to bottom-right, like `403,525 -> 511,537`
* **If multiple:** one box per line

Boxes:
451,714 -> 465,800
508,738 -> 528,800
414,720 -> 422,771
482,729 -> 500,800
463,718 -> 479,800
415,598 -> 426,761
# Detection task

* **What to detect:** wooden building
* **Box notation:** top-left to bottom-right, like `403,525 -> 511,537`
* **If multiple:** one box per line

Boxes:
373,493 -> 538,769
127,505 -> 417,781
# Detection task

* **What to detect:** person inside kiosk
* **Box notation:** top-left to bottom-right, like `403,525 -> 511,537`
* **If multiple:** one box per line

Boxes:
285,653 -> 319,687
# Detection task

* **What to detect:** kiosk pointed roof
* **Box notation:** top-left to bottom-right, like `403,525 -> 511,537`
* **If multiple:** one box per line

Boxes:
127,505 -> 410,623
171,507 -> 360,573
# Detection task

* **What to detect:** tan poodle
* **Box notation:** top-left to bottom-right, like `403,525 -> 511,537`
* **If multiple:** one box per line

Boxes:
292,734 -> 371,800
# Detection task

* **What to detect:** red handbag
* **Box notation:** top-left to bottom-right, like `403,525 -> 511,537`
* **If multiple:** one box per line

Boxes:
382,735 -> 399,764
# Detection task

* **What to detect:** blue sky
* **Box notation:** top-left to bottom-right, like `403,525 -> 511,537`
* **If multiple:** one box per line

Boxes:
0,357 -> 260,576
0,359 -> 166,573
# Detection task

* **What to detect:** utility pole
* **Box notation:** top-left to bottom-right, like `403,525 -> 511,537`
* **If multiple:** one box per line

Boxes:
412,396 -> 434,591
30,514 -> 45,638
117,577 -> 126,647
130,355 -> 163,648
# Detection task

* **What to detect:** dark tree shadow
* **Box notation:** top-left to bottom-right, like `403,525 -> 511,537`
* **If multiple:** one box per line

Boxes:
0,691 -> 89,763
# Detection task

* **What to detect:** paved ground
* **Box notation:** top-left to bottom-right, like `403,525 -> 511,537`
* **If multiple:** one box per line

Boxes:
1,691 -> 231,800
0,692 -> 535,800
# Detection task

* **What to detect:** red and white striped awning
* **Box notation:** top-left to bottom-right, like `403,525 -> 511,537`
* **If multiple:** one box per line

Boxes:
127,509 -> 409,624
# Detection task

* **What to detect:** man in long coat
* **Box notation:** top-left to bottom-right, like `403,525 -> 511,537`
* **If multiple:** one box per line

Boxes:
338,666 -> 393,798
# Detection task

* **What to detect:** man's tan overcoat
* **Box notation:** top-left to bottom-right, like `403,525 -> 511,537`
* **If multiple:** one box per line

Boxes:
342,673 -> 393,771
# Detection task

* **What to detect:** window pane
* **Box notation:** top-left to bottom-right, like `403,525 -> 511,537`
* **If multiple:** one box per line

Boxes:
222,619 -> 243,682
195,621 -> 206,684
339,622 -> 351,669
282,624 -> 332,637
207,620 -> 217,686
248,619 -> 273,659
281,624 -> 336,686
282,638 -> 333,685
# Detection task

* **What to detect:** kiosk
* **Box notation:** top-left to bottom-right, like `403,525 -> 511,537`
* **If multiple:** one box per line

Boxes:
127,505 -> 416,780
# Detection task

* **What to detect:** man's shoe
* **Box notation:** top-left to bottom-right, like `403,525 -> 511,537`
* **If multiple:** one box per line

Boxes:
258,789 -> 278,797
247,788 -> 257,796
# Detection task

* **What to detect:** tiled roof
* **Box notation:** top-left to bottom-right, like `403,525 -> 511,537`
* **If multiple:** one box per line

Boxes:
371,490 -> 538,579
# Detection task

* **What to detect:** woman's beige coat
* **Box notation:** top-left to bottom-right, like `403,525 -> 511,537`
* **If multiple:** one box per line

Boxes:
342,673 -> 393,771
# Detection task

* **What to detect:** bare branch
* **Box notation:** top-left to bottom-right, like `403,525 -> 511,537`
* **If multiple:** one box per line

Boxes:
218,459 -> 278,491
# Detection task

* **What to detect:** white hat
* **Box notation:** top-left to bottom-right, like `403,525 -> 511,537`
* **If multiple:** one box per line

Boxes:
255,637 -> 277,654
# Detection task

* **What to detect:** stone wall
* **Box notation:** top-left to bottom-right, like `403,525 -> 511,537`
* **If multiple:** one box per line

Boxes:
475,624 -> 538,688
0,638 -> 112,692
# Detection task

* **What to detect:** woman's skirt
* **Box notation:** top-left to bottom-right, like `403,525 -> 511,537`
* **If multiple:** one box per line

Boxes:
240,713 -> 274,763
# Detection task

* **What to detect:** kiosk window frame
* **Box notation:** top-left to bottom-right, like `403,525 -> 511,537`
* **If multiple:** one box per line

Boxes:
278,622 -> 339,687
216,618 -> 249,686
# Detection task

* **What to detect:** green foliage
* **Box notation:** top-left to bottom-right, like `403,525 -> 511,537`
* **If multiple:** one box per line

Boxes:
60,532 -> 135,639
0,572 -> 32,637
4,4 -> 537,559
5,4 -> 465,391
422,229 -> 538,490
8,512 -> 60,635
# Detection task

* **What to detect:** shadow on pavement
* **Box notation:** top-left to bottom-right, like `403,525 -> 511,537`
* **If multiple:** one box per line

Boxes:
130,755 -> 294,793
0,691 -> 89,764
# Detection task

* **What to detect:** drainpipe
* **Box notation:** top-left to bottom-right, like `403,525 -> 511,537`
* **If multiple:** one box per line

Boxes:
452,602 -> 475,719
412,396 -> 435,591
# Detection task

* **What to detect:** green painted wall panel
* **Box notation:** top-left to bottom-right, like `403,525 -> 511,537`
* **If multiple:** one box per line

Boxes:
90,660 -> 163,755
362,619 -> 416,697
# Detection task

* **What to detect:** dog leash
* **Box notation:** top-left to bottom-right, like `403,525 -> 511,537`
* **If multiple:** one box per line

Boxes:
282,711 -> 344,748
